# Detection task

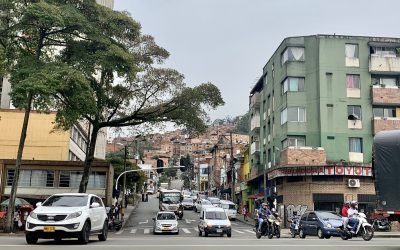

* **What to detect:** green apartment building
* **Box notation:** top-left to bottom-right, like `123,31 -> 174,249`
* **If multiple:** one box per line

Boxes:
248,35 -> 400,217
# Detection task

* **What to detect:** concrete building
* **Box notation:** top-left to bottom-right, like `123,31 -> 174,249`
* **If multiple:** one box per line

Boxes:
248,35 -> 400,217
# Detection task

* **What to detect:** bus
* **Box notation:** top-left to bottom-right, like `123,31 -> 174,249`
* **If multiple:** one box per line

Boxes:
159,189 -> 183,219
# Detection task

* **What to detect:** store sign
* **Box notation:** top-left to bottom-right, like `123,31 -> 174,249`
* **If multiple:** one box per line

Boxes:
240,182 -> 248,191
268,166 -> 372,180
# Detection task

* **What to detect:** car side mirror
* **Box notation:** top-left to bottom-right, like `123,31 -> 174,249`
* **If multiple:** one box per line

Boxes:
36,202 -> 42,207
90,202 -> 100,208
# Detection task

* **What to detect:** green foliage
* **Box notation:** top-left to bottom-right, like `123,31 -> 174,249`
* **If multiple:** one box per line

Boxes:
164,166 -> 177,178
157,175 -> 169,187
180,172 -> 190,189
233,111 -> 250,134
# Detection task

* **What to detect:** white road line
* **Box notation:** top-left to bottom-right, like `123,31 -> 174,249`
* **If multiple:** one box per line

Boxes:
193,227 -> 199,232
115,229 -> 124,235
139,219 -> 148,225
231,222 -> 238,225
244,229 -> 255,234
182,228 -> 191,234
185,219 -> 190,224
130,228 -> 137,234
233,229 -> 244,234
144,228 -> 151,234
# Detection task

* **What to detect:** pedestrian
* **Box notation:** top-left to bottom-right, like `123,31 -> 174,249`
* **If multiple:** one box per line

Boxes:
341,201 -> 349,217
242,205 -> 248,221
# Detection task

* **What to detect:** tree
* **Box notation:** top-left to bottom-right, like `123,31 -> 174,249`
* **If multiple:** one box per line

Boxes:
164,166 -> 177,178
52,5 -> 225,193
180,172 -> 190,189
233,111 -> 250,134
0,0 -> 92,232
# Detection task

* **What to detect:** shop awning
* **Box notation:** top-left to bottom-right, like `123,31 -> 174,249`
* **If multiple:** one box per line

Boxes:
248,192 -> 264,199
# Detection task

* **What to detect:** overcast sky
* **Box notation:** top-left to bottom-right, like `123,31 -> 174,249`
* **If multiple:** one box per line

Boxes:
115,0 -> 399,121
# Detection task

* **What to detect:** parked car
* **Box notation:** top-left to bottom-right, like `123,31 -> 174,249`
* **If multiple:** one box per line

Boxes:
198,207 -> 231,237
181,197 -> 194,210
219,200 -> 237,220
25,193 -> 108,244
194,199 -> 213,213
152,212 -> 179,235
207,197 -> 221,207
299,211 -> 343,239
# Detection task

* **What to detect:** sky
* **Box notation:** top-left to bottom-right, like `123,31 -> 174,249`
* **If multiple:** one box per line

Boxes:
115,0 -> 399,121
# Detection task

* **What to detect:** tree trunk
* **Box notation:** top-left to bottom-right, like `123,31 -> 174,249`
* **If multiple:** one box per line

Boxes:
5,94 -> 32,233
78,125 -> 99,193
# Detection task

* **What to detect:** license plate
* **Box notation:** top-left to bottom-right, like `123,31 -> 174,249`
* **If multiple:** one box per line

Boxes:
163,227 -> 171,231
43,226 -> 55,232
216,229 -> 223,233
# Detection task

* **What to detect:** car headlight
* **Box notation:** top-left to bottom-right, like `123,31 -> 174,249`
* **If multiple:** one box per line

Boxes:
207,222 -> 212,228
29,212 -> 38,219
66,211 -> 82,220
326,223 -> 332,228
226,221 -> 231,227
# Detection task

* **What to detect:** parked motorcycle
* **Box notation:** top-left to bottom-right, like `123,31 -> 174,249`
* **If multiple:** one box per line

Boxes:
255,216 -> 270,239
289,216 -> 301,238
372,217 -> 391,232
338,212 -> 374,241
267,213 -> 281,239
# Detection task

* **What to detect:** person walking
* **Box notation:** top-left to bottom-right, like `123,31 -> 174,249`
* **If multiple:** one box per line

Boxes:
242,205 -> 248,221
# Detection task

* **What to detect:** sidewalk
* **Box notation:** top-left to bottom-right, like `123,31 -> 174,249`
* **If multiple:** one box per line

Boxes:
235,215 -> 400,238
121,204 -> 136,228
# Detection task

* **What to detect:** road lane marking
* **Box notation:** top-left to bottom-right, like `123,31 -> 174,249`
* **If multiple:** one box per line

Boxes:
182,228 -> 191,234
233,229 -> 244,234
231,222 -> 238,225
130,228 -> 137,234
139,219 -> 148,225
244,229 -> 255,234
144,228 -> 151,234
193,227 -> 199,232
115,229 -> 124,235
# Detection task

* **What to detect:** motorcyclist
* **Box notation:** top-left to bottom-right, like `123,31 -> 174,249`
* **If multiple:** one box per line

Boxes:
257,203 -> 272,232
347,201 -> 359,234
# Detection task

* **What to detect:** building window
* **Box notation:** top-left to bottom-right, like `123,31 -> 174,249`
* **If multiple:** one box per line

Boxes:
345,44 -> 359,58
346,74 -> 360,89
7,170 -> 54,187
373,107 -> 396,118
347,105 -> 362,120
371,46 -> 397,57
281,47 -> 305,65
281,107 -> 306,125
281,77 -> 305,95
282,137 -> 305,148
59,171 -> 106,189
372,76 -> 398,87
349,137 -> 363,153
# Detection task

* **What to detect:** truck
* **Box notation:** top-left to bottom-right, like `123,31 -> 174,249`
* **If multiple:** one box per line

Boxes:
373,130 -> 400,222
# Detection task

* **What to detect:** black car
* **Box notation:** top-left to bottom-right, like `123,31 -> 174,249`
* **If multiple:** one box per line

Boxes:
299,211 -> 343,239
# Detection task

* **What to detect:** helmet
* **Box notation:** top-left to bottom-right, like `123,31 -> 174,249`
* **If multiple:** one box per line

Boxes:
351,201 -> 358,205
261,203 -> 267,207
271,208 -> 276,213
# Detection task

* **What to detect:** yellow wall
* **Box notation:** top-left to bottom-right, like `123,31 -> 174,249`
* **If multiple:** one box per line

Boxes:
0,110 -> 70,160
242,147 -> 250,179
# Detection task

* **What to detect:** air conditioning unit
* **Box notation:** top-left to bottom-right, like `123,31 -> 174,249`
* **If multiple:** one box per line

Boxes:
348,179 -> 360,188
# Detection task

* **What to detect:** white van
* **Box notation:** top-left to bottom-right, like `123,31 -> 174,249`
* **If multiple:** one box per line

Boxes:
219,200 -> 237,220
198,207 -> 231,237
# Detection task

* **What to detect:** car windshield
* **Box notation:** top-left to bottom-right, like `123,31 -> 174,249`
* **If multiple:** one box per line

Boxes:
42,195 -> 88,207
205,211 -> 227,220
316,211 -> 343,220
208,198 -> 220,204
157,213 -> 176,220
221,204 -> 236,210
182,198 -> 193,203
202,200 -> 212,205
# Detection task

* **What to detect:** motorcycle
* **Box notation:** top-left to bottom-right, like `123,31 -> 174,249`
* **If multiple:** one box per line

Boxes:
338,212 -> 374,241
289,216 -> 300,238
372,217 -> 391,232
267,213 -> 281,239
255,216 -> 270,239
177,206 -> 184,220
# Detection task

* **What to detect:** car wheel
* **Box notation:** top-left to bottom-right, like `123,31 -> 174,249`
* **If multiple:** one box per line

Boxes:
324,236 -> 331,239
98,221 -> 108,241
26,233 -> 38,244
78,221 -> 90,244
227,233 -> 231,238
194,207 -> 197,212
317,228 -> 324,239
299,229 -> 306,239
204,231 -> 208,237
290,229 -> 296,238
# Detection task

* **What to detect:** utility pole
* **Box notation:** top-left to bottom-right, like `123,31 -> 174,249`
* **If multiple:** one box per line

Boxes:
121,145 -> 127,216
230,131 -> 235,203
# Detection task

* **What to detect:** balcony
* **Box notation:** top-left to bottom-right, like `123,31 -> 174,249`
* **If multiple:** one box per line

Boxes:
249,167 -> 259,179
373,117 -> 400,134
280,147 -> 326,166
370,55 -> 400,74
372,86 -> 400,105
250,114 -> 260,131
250,141 -> 260,155
250,92 -> 261,109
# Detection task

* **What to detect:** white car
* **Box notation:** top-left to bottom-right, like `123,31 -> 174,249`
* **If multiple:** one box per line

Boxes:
198,207 -> 231,237
219,200 -> 237,220
153,212 -> 179,234
194,199 -> 213,213
25,193 -> 108,244
207,197 -> 221,207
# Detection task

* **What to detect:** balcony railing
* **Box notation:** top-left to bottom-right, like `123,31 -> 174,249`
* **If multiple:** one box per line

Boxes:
250,141 -> 260,155
373,117 -> 400,134
250,92 -> 261,109
372,85 -> 400,105
280,146 -> 326,166
250,115 -> 260,131
370,54 -> 400,73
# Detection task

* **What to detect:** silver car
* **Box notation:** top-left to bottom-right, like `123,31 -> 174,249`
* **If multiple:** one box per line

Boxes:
153,212 -> 179,235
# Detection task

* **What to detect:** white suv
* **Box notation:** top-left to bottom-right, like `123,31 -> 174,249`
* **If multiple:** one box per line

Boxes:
25,193 -> 108,244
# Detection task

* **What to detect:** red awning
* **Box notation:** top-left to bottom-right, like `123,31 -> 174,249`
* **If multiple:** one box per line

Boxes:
248,192 -> 264,199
